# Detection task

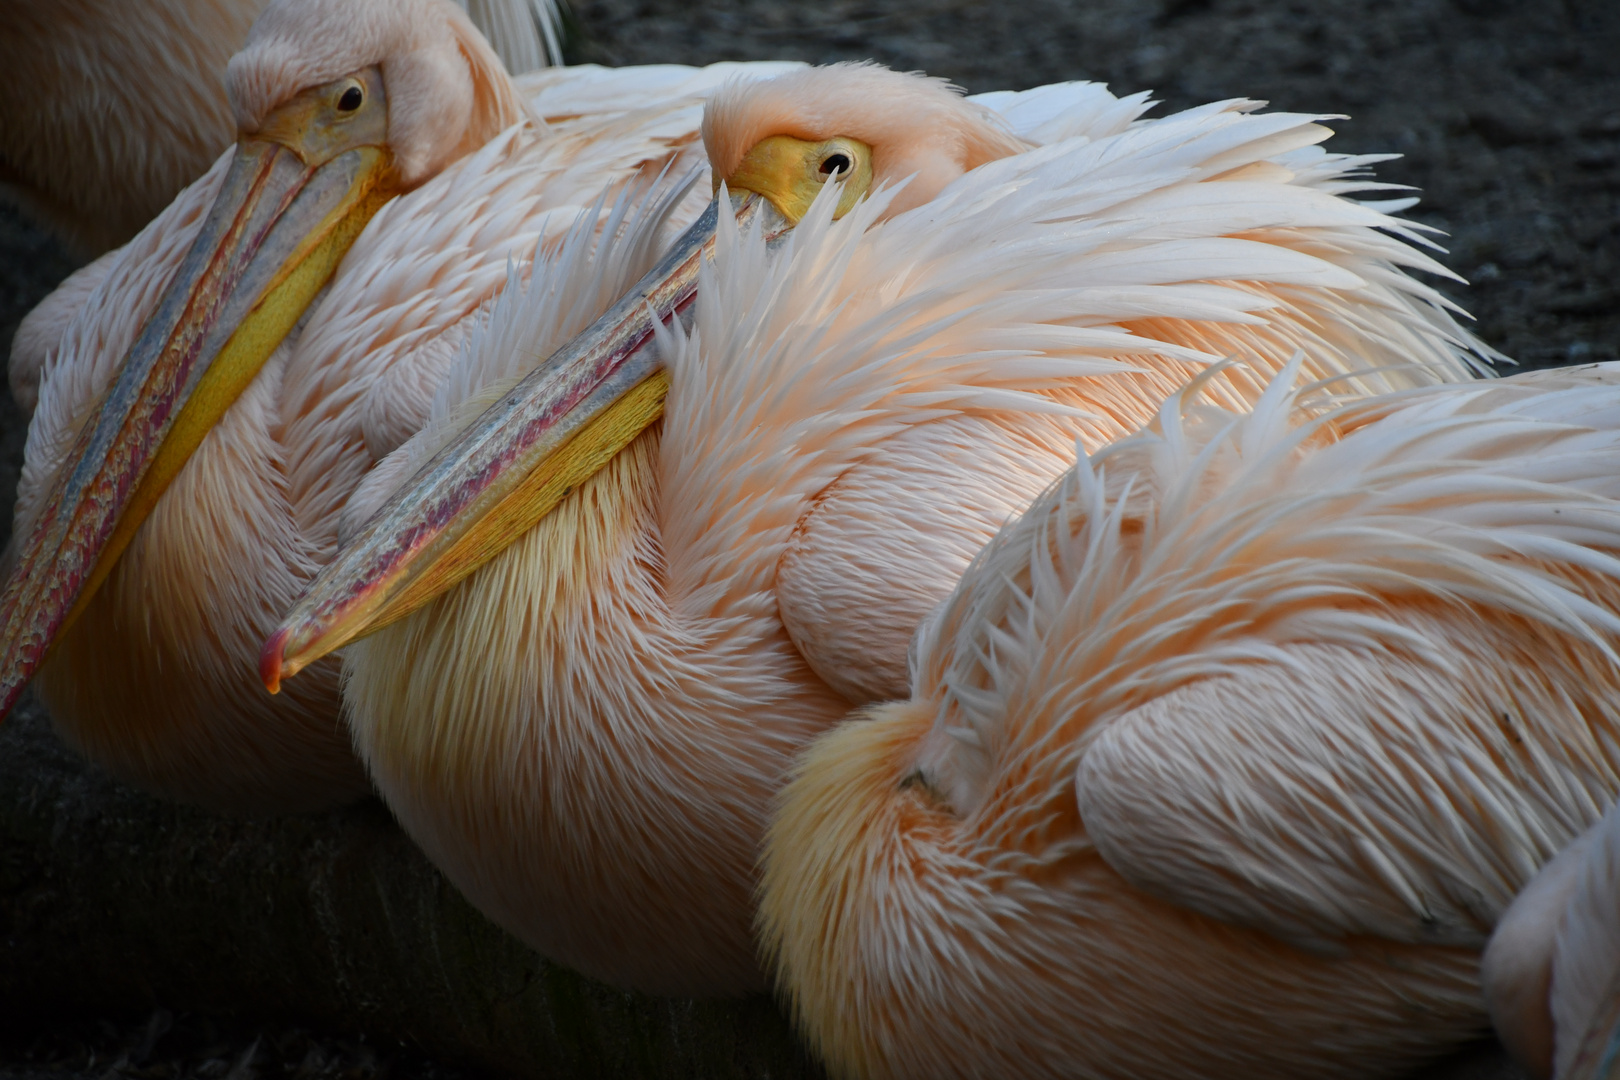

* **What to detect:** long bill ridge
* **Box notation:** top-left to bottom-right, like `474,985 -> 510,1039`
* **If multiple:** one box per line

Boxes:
0,67 -> 400,718
261,190 -> 797,692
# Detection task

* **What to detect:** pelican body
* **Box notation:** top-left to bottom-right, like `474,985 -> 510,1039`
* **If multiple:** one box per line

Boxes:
760,363 -> 1620,1079
267,63 -> 1495,994
0,0 -> 800,811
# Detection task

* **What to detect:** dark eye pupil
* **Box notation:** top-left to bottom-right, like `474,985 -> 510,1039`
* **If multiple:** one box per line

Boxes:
338,86 -> 363,111
819,153 -> 851,177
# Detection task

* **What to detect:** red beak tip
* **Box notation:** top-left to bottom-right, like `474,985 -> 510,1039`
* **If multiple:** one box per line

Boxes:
259,628 -> 289,695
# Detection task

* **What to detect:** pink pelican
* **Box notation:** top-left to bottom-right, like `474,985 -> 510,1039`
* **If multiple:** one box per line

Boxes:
759,362 -> 1620,1079
0,0 -> 798,811
264,63 -> 1494,994
1486,797 -> 1620,1079
0,0 -> 562,255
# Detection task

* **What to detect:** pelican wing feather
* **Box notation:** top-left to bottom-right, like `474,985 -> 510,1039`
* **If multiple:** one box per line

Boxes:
966,82 -> 1155,144
909,365 -> 1620,952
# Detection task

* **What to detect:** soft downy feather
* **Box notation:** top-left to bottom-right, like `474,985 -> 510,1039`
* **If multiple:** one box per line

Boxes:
759,363 -> 1620,1080
910,362 -> 1620,950
757,86 -> 1497,701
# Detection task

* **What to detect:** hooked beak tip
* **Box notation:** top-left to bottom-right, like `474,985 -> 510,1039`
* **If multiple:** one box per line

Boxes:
259,628 -> 289,695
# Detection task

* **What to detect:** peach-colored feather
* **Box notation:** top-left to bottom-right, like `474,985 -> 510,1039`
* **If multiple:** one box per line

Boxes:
340,65 -> 1492,994
761,362 -> 1620,1079
7,0 -> 800,811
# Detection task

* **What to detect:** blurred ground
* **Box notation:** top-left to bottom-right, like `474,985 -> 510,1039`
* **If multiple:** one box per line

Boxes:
1,0 -> 1615,1075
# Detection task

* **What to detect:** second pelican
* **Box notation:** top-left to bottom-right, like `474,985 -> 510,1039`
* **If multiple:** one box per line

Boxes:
0,0 -> 797,810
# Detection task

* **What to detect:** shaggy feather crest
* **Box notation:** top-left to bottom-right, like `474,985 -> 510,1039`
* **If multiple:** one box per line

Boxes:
923,368 -> 1620,919
752,74 -> 1495,699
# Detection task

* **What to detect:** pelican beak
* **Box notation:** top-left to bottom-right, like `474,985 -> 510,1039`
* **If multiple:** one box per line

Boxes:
261,191 -> 797,691
0,67 -> 398,718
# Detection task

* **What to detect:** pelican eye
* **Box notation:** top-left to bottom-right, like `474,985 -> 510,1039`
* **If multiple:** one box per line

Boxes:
819,152 -> 852,178
337,84 -> 364,112
724,134 -> 873,223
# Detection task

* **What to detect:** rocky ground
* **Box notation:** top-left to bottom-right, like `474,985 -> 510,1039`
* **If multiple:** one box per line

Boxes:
1,0 -> 1615,1075
0,1013 -> 474,1080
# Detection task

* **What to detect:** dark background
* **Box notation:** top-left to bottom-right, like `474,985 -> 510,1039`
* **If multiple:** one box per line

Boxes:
563,0 -> 1620,369
1,0 -> 1616,1074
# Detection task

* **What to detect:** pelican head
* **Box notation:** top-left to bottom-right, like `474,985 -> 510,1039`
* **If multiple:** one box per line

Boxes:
0,0 -> 525,715
262,63 -> 1030,685
703,62 -> 1030,223
226,0 -> 526,188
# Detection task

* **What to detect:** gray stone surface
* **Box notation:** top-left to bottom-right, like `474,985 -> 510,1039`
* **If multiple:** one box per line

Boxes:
4,0 -> 1611,1074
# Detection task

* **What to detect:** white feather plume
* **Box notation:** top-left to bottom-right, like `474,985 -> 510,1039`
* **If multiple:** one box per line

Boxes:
454,0 -> 564,72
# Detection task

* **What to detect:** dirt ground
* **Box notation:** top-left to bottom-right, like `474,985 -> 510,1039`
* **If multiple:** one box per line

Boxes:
0,0 -> 1615,1075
